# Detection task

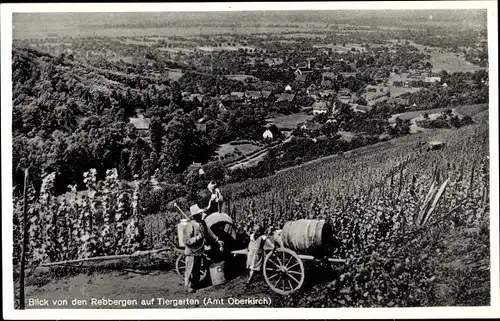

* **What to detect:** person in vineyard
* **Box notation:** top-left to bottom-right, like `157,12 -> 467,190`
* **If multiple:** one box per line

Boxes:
205,181 -> 223,215
184,205 -> 207,293
246,224 -> 273,285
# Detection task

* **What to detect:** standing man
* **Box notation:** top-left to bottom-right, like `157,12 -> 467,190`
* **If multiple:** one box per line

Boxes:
184,204 -> 206,293
206,182 -> 223,215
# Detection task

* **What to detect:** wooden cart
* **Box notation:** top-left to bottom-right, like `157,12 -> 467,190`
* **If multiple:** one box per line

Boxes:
175,212 -> 346,295
176,243 -> 346,296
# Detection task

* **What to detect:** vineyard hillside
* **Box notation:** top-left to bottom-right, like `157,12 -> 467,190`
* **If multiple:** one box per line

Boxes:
19,119 -> 490,308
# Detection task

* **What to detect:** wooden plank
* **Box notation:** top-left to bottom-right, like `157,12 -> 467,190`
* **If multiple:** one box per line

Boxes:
423,178 -> 449,225
39,248 -> 170,267
298,254 -> 347,264
19,168 -> 29,310
231,249 -> 248,256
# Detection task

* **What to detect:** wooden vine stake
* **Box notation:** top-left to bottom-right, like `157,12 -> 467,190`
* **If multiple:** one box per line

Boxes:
423,178 -> 450,226
19,168 -> 29,310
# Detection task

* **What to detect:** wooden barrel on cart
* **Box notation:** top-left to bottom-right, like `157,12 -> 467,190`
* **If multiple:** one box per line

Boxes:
281,219 -> 334,256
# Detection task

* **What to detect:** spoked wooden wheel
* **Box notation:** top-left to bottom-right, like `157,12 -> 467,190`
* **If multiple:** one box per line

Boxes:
175,254 -> 208,281
175,254 -> 187,278
263,247 -> 305,295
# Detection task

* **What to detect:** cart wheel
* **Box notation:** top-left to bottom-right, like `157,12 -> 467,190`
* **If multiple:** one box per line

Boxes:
263,247 -> 305,295
175,254 -> 207,281
175,254 -> 186,278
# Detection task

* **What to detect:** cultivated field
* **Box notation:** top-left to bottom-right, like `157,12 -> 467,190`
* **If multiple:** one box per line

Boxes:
266,114 -> 313,130
216,142 -> 263,160
387,85 -> 421,97
389,107 -> 455,122
454,104 -> 488,118
429,52 -> 485,73
164,69 -> 184,81
226,74 -> 261,82
314,43 -> 366,52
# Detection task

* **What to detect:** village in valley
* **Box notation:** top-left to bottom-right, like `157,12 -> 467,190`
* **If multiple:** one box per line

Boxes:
14,14 -> 487,176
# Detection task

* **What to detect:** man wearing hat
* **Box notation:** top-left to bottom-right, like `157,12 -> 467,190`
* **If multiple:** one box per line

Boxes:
184,204 -> 207,293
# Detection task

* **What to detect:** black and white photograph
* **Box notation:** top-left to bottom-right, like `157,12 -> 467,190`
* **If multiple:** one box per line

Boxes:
1,1 -> 499,319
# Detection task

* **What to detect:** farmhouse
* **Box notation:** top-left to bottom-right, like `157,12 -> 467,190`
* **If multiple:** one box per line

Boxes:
262,129 -> 274,140
299,123 -> 321,132
188,162 -> 205,175
276,93 -> 296,103
424,76 -> 442,83
230,91 -> 245,99
387,97 -> 409,106
312,101 -> 329,115
293,59 -> 313,76
285,84 -> 292,92
322,72 -> 336,79
129,115 -> 151,137
220,94 -> 234,102
319,89 -> 336,99
320,79 -> 332,88
338,88 -> 352,96
338,95 -> 353,104
340,71 -> 357,78
264,57 -> 284,66
261,91 -> 273,99
196,123 -> 207,132
350,103 -> 373,113
245,90 -> 262,100
306,84 -> 318,95
295,74 -> 307,83
428,141 -> 446,150
218,102 -> 227,112
365,84 -> 379,93
186,94 -> 205,103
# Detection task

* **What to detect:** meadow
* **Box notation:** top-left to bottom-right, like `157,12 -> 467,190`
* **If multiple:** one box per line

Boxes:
429,52 -> 485,73
266,113 -> 314,130
216,142 -> 263,162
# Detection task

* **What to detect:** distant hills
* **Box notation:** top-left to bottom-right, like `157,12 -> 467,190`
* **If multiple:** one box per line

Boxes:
13,9 -> 487,39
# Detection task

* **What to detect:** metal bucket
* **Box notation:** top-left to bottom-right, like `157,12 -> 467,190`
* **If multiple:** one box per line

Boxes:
209,261 -> 226,286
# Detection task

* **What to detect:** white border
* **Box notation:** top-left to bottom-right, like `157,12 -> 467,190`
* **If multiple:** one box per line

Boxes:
1,2 -> 498,320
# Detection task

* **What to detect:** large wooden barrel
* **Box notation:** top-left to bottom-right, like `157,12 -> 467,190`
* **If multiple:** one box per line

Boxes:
281,219 -> 334,255
203,212 -> 237,251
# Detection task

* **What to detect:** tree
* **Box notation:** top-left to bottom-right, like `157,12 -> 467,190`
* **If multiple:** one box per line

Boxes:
170,81 -> 183,106
126,123 -> 138,139
12,107 -> 23,133
150,117 -> 163,154
202,160 -> 227,183
118,148 -> 131,180
128,138 -> 152,177
321,121 -> 339,137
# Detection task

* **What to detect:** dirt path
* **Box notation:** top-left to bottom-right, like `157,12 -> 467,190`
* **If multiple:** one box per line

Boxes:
24,269 -> 281,309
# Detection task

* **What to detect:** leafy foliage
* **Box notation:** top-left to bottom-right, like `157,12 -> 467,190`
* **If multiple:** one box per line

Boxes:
13,169 -> 145,265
